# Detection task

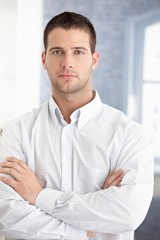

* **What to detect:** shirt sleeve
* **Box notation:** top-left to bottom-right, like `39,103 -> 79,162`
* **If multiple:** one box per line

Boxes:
35,124 -> 154,234
0,124 -> 87,240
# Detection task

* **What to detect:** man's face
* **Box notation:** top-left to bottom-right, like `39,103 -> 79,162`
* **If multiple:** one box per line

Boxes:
42,28 -> 99,95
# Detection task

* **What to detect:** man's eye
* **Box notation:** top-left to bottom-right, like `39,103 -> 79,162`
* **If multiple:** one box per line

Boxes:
75,50 -> 84,55
52,50 -> 63,55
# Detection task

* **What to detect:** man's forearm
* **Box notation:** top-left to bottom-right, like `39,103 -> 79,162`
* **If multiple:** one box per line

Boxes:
35,180 -> 153,233
0,181 -> 87,239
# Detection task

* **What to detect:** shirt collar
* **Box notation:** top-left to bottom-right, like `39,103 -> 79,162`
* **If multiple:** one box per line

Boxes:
48,90 -> 102,129
78,91 -> 102,129
49,97 -> 61,128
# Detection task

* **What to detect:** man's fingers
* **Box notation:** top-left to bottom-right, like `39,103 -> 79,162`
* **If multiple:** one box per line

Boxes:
107,168 -> 116,177
0,161 -> 26,175
6,157 -> 29,170
109,172 -> 124,187
0,175 -> 18,189
0,157 -> 30,172
0,157 -> 31,180
103,169 -> 124,189
0,165 -> 22,180
87,231 -> 96,238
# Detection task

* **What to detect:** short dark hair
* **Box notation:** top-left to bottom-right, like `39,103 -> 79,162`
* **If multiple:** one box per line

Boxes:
43,11 -> 96,53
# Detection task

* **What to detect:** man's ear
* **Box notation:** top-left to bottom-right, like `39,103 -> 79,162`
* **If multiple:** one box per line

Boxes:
41,51 -> 47,69
92,51 -> 100,70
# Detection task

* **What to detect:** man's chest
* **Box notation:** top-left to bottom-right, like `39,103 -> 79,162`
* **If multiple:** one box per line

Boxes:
26,124 -> 119,193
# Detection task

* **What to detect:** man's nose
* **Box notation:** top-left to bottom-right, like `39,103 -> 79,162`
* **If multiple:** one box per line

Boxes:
61,55 -> 73,69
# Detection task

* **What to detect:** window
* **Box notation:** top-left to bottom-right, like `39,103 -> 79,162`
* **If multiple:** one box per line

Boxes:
125,10 -> 160,240
125,10 -> 160,166
142,22 -> 160,162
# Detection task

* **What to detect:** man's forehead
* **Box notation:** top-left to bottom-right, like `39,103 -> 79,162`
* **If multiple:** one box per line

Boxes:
47,28 -> 90,47
48,27 -> 90,38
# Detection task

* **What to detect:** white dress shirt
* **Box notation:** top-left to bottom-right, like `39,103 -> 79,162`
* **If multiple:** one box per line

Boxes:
0,91 -> 154,240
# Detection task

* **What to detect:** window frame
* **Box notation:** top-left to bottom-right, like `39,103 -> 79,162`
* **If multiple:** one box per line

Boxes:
124,9 -> 160,122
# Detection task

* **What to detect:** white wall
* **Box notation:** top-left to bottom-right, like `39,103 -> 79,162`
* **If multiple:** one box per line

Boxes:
0,0 -> 43,127
0,0 -> 17,127
0,1 -> 43,237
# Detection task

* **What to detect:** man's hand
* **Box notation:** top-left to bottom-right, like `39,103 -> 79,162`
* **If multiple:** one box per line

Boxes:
87,169 -> 124,238
0,157 -> 43,205
103,169 -> 124,189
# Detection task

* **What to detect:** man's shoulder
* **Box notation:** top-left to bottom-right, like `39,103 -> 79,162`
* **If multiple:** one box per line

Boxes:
2,101 -> 49,133
100,103 -> 145,134
100,103 -> 129,124
18,101 -> 49,122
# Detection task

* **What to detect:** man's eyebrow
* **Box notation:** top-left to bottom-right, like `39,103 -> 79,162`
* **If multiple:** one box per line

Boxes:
48,47 -> 63,52
72,47 -> 88,51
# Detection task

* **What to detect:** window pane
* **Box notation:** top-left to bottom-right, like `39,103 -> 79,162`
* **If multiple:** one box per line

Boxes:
141,83 -> 160,159
143,22 -> 160,81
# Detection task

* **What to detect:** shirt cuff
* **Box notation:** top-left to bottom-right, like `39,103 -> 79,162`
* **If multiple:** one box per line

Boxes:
66,224 -> 88,240
35,188 -> 88,240
35,188 -> 61,215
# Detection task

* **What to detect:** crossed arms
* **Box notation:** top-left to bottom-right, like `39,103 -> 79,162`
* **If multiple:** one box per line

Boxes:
0,157 -> 124,205
0,124 -> 154,239
0,157 -> 124,239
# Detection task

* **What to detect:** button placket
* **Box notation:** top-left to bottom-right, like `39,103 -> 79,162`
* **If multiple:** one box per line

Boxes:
61,124 -> 74,191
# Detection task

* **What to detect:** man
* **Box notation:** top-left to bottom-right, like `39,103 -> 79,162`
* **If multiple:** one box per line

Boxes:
0,11 -> 154,240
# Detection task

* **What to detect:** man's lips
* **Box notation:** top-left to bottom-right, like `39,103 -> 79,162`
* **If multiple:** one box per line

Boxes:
58,73 -> 77,78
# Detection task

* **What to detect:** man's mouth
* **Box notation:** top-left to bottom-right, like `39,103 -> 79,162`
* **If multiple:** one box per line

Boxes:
58,73 -> 77,78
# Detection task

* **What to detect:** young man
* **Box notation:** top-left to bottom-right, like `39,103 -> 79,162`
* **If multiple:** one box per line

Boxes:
0,12 -> 153,240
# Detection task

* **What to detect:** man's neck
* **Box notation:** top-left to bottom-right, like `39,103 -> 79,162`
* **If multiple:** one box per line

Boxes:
52,90 -> 94,124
